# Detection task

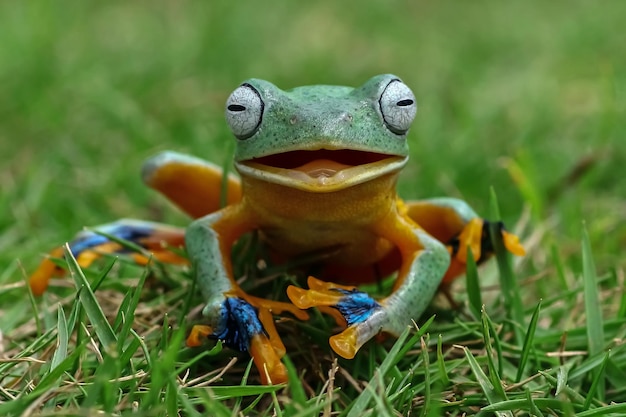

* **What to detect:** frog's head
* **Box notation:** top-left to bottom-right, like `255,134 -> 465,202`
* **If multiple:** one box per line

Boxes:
225,74 -> 416,192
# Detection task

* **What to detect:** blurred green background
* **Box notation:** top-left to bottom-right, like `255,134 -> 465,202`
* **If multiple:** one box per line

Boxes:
2,0 -> 625,278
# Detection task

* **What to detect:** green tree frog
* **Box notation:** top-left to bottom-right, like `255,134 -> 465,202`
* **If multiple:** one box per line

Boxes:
30,74 -> 524,384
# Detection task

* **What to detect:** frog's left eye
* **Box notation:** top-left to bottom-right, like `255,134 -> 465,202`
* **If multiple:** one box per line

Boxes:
379,79 -> 417,135
225,84 -> 264,140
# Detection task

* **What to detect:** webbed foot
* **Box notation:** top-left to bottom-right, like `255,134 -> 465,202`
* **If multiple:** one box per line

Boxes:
442,218 -> 525,284
287,276 -> 384,359
29,220 -> 187,295
187,296 -> 309,385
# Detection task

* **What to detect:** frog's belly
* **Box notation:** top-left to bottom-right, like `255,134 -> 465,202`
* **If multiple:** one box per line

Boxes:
259,223 -> 393,267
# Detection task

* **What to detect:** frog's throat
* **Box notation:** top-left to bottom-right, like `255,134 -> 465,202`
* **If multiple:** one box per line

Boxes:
235,149 -> 408,192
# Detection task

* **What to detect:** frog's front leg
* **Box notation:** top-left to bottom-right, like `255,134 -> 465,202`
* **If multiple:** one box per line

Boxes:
288,216 -> 450,359
185,204 -> 309,384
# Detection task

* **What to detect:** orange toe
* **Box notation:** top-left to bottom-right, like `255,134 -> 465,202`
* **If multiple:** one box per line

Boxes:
186,325 -> 213,347
29,247 -> 65,296
457,218 -> 483,262
329,326 -> 360,359
502,231 -> 526,256
249,334 -> 288,384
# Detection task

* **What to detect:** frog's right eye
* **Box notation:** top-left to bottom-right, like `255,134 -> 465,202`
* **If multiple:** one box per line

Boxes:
225,84 -> 264,140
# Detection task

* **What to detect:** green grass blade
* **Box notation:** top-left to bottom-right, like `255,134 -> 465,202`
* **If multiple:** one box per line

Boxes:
82,350 -> 121,411
187,384 -> 285,400
541,370 -> 586,403
346,325 -> 416,417
90,228 -> 152,259
465,246 -> 482,319
481,309 -> 507,400
583,351 -> 610,410
419,335 -> 431,417
556,366 -> 570,397
515,300 -> 541,382
178,267 -> 197,329
283,354 -> 307,405
0,346 -> 83,413
489,188 -> 524,344
175,344 -> 223,376
550,243 -> 569,291
166,377 -> 179,417
50,304 -> 69,371
131,328 -> 153,369
146,324 -> 187,408
24,267 -> 43,335
29,345 -> 86,399
581,223 -> 605,401
502,155 -> 543,220
582,224 -> 604,357
618,278 -> 626,318
485,311 -> 504,377
481,398 -> 584,414
436,334 -> 450,386
64,244 -> 117,348
463,346 -> 512,417
118,267 -> 149,348
526,388 -> 545,417
576,402 -> 626,417
395,315 -> 435,360
118,332 -> 142,366
90,256 -> 118,292
112,290 -> 133,332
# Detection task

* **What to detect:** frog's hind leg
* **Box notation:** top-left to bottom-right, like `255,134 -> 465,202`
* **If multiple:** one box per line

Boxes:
142,151 -> 242,219
403,198 -> 525,285
29,220 -> 187,296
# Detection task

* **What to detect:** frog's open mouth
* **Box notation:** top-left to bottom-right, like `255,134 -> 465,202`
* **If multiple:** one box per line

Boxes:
236,149 -> 407,192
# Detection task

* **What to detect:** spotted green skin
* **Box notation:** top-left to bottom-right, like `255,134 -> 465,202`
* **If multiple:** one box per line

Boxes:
234,74 -> 409,161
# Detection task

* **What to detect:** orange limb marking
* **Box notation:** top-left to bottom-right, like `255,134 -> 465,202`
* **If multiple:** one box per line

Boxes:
456,218 -> 484,263
441,258 -> 469,286
143,155 -> 242,219
287,277 -> 349,326
256,308 -> 287,357
502,230 -> 526,256
403,201 -> 466,243
76,242 -> 123,266
187,325 -> 213,347
29,224 -> 188,296
29,247 -> 65,296
287,285 -> 346,310
317,306 -> 348,327
306,275 -> 356,292
249,334 -> 288,385
329,326 -> 360,359
240,293 -> 310,321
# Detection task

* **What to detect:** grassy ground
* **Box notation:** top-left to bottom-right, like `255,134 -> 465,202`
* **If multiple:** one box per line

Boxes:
1,1 -> 625,415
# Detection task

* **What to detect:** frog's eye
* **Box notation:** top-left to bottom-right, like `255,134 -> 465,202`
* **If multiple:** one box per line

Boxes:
379,79 -> 417,135
225,84 -> 264,139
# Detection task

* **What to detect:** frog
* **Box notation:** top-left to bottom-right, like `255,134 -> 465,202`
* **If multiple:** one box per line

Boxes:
29,74 -> 525,385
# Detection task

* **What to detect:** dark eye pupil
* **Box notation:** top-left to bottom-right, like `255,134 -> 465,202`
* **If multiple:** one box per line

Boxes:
396,99 -> 414,107
228,104 -> 246,112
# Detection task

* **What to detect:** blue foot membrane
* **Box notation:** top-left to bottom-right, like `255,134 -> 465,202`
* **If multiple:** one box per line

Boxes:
212,298 -> 264,352
333,289 -> 381,326
69,224 -> 154,256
